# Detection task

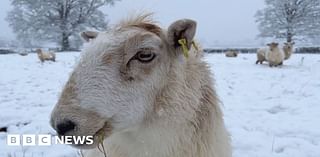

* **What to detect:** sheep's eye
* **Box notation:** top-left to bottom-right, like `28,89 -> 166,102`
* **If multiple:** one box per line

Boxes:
136,51 -> 156,63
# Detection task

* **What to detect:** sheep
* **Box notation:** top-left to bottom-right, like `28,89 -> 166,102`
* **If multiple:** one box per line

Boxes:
256,47 -> 268,64
256,42 -> 284,65
283,42 -> 295,60
265,42 -> 285,67
225,50 -> 239,57
50,13 -> 232,157
36,48 -> 56,62
19,51 -> 28,56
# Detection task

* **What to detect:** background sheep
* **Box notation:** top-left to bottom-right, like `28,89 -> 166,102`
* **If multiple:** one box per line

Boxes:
18,51 -> 28,56
225,50 -> 239,57
36,49 -> 56,62
265,42 -> 285,67
256,47 -> 268,64
283,42 -> 295,60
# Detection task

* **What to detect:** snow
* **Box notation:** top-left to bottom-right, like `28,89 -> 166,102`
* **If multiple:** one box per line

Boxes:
0,52 -> 79,157
204,53 -> 320,157
0,52 -> 320,157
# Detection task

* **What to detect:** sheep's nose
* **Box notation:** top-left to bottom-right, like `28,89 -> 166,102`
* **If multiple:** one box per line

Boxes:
56,120 -> 76,135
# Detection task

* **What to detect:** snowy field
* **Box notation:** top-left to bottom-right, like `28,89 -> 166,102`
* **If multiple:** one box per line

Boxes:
0,52 -> 319,157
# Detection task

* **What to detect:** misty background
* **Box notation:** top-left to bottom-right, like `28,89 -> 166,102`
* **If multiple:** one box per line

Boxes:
0,0 -> 265,48
0,1 -> 320,156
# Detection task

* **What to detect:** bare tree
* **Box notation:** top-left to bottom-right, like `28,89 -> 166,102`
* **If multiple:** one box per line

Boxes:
255,0 -> 320,42
7,0 -> 118,51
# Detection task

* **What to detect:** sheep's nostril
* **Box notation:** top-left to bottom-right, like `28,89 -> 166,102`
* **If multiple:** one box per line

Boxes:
56,120 -> 76,135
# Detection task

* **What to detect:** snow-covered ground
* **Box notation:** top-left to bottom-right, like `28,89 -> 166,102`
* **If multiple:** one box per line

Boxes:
0,52 -> 319,157
0,53 -> 80,157
205,54 -> 320,157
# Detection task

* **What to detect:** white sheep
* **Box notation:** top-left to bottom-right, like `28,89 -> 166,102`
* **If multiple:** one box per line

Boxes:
19,51 -> 28,56
36,49 -> 56,62
256,47 -> 268,64
265,42 -> 285,67
283,42 -> 295,60
225,50 -> 239,57
50,13 -> 231,157
256,42 -> 285,67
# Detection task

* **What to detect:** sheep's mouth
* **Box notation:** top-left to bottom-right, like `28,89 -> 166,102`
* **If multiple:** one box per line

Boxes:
94,121 -> 113,140
71,121 -> 113,149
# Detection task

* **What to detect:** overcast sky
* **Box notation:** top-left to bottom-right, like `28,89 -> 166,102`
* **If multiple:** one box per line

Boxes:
0,0 -> 266,47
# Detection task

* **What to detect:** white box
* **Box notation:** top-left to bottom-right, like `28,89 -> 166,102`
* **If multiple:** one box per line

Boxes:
38,134 -> 52,146
7,134 -> 21,146
22,134 -> 36,146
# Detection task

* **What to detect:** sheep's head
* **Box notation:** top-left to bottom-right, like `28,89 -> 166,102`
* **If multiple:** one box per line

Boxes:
50,15 -> 197,149
36,49 -> 42,54
284,42 -> 295,50
267,42 -> 279,51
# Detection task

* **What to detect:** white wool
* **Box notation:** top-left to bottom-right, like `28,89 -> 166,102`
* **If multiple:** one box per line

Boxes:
265,47 -> 285,66
51,14 -> 231,157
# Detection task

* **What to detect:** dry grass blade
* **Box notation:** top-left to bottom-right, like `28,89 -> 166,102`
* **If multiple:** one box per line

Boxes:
78,150 -> 85,157
96,129 -> 108,157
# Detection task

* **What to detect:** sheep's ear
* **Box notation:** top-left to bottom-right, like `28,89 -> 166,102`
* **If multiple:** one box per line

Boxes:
267,43 -> 271,46
81,31 -> 98,42
167,19 -> 197,50
292,42 -> 295,45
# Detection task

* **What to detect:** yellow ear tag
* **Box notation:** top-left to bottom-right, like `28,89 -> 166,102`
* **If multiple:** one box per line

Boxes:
192,41 -> 199,51
178,38 -> 189,58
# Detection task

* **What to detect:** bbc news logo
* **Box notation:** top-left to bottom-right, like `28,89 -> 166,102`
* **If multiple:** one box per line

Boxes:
7,134 -> 94,146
